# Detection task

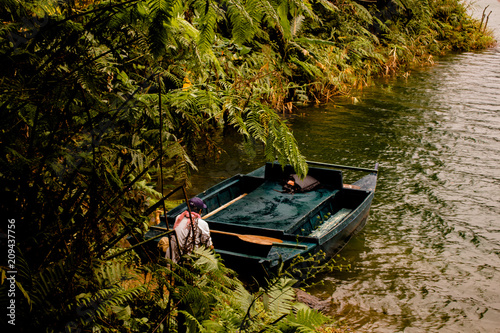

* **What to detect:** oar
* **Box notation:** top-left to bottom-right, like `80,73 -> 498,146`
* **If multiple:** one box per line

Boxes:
150,225 -> 282,246
201,193 -> 248,219
211,231 -> 307,249
149,193 -> 309,248
150,226 -> 308,249
209,229 -> 283,246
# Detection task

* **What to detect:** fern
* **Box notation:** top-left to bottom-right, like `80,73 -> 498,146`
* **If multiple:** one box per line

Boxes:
229,101 -> 307,177
350,0 -> 374,24
179,310 -> 206,331
148,0 -> 175,57
288,0 -> 318,23
251,0 -> 284,37
315,0 -> 338,12
193,0 -> 221,53
5,0 -> 488,331
286,305 -> 329,330
30,258 -> 74,307
262,277 -> 296,319
290,55 -> 323,78
225,0 -> 256,45
291,14 -> 305,37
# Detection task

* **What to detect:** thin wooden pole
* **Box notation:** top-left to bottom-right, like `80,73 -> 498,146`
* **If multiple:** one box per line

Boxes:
201,193 -> 247,219
182,186 -> 196,252
158,73 -> 168,229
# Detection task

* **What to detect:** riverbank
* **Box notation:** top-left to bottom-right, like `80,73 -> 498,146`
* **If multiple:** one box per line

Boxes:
245,0 -> 497,111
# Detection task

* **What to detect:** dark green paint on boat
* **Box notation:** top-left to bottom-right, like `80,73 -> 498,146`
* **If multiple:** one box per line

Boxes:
141,161 -> 378,276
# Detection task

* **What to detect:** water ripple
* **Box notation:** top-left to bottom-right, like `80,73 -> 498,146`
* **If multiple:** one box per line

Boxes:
292,24 -> 500,330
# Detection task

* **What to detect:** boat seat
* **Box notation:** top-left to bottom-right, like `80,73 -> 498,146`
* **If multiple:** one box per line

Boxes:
203,180 -> 339,233
309,208 -> 353,238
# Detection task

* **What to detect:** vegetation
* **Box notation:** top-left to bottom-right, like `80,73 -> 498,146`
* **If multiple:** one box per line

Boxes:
0,0 -> 494,332
6,246 -> 337,332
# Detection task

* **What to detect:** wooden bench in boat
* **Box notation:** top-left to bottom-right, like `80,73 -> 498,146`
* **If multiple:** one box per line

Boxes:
166,162 -> 352,240
203,180 -> 340,233
309,208 -> 353,238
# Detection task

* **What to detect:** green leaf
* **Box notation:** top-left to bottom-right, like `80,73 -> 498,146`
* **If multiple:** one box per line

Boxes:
111,305 -> 132,321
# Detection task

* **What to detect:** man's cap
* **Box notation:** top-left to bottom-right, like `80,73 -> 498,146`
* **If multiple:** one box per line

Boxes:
189,197 -> 207,209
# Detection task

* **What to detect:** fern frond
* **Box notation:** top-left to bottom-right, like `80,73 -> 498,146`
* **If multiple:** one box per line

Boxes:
350,0 -> 373,24
226,0 -> 255,45
251,0 -> 284,37
291,14 -> 305,37
193,0 -> 221,53
235,282 -> 255,315
262,277 -> 296,319
288,0 -> 319,22
276,1 -> 291,39
32,259 -> 68,300
97,286 -> 145,315
148,0 -> 175,57
192,247 -> 220,272
287,306 -> 329,330
290,56 -> 322,78
95,261 -> 128,287
179,310 -> 206,331
108,6 -> 134,30
315,0 -> 338,12
173,16 -> 199,41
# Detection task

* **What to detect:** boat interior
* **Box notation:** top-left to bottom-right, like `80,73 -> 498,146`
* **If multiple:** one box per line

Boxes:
165,163 -> 372,255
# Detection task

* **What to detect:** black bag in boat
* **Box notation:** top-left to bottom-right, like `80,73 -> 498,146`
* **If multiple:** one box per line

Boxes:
282,174 -> 320,194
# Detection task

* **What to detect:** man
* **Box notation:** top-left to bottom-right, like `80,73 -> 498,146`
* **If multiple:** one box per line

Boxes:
165,197 -> 213,263
162,198 -> 213,333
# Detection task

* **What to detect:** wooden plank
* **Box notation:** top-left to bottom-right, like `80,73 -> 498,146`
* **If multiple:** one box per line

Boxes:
202,193 -> 248,219
150,225 -> 283,246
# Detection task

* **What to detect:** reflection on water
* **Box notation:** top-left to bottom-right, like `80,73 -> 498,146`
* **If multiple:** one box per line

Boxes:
292,46 -> 500,333
281,1 -> 500,330
191,46 -> 500,331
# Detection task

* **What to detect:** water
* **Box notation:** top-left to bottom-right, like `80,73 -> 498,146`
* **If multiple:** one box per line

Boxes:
189,1 -> 500,331
296,1 -> 500,331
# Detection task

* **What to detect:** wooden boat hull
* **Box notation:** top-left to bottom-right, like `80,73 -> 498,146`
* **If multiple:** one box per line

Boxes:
140,161 -> 378,276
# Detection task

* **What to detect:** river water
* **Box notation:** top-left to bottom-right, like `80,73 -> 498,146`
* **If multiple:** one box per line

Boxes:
189,1 -> 500,331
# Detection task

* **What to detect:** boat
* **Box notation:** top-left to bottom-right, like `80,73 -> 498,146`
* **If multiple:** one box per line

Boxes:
141,161 -> 378,276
